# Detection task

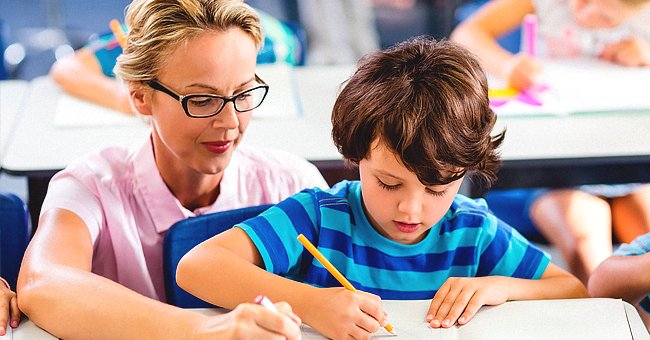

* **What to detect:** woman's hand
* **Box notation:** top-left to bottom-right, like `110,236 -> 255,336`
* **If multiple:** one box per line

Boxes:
193,302 -> 301,340
0,279 -> 20,336
426,276 -> 510,328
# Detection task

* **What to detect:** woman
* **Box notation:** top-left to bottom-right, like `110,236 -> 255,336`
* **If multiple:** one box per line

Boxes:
17,0 -> 325,338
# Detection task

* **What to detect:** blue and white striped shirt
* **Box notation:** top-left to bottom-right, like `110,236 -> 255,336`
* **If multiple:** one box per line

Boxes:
237,181 -> 550,300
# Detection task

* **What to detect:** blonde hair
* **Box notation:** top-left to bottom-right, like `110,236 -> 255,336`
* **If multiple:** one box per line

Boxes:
115,0 -> 262,83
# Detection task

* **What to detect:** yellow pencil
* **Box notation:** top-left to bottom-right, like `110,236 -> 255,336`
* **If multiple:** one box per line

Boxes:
297,234 -> 396,335
109,19 -> 127,49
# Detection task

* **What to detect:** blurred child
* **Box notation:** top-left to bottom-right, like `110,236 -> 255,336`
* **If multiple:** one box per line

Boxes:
589,232 -> 650,330
176,37 -> 587,339
452,0 -> 650,284
0,277 -> 20,336
451,0 -> 650,90
49,8 -> 304,114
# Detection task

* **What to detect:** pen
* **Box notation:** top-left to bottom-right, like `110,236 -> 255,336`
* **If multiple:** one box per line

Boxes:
522,14 -> 538,57
255,294 -> 279,313
296,234 -> 396,335
109,19 -> 127,49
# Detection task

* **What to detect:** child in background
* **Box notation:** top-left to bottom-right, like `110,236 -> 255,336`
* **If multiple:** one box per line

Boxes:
451,0 -> 650,90
452,0 -> 650,284
177,37 -> 587,339
589,232 -> 650,330
49,7 -> 304,114
0,277 -> 19,336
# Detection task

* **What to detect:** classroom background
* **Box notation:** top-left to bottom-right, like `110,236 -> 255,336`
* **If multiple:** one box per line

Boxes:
0,0 -> 472,201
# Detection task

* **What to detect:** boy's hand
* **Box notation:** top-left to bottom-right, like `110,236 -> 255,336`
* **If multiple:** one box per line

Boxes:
193,302 -> 301,340
502,53 -> 543,91
0,280 -> 20,336
426,276 -> 510,328
308,288 -> 387,340
600,38 -> 650,67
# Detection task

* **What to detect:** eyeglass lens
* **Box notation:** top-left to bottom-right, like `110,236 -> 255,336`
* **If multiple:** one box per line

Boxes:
186,86 -> 267,117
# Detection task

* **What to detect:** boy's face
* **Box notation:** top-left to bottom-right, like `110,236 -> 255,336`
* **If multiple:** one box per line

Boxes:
569,0 -> 640,28
358,139 -> 464,245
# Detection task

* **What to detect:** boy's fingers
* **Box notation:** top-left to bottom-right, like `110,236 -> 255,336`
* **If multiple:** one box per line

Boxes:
458,294 -> 484,325
433,289 -> 461,326
442,289 -> 475,327
427,281 -> 450,321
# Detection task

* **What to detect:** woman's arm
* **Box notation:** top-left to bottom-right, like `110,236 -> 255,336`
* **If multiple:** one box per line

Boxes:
589,253 -> 650,303
177,227 -> 389,339
49,50 -> 133,114
18,209 -> 300,339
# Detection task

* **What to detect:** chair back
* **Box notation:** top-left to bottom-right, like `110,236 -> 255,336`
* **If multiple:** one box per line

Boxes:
0,192 -> 30,289
163,204 -> 272,308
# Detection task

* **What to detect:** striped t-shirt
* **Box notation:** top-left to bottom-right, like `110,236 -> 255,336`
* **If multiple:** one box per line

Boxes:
237,181 -> 550,300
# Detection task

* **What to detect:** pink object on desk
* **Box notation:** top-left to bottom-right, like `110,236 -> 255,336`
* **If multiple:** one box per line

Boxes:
523,14 -> 538,57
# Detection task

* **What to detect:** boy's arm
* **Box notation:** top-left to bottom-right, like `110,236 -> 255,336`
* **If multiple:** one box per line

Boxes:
49,49 -> 133,114
589,253 -> 650,303
450,0 -> 541,90
177,227 -> 389,339
427,263 -> 587,328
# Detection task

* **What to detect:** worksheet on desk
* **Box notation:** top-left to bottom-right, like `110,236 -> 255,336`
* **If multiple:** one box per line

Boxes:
302,298 -> 634,339
54,94 -> 141,127
490,58 -> 650,117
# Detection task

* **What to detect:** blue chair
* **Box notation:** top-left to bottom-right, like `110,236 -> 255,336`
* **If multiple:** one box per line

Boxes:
484,188 -> 549,244
163,204 -> 272,308
0,192 -> 30,289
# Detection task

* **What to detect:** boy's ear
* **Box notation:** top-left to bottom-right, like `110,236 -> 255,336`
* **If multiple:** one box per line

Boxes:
130,87 -> 152,116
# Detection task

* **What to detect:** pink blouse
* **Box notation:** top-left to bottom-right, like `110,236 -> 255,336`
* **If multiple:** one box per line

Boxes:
40,138 -> 328,301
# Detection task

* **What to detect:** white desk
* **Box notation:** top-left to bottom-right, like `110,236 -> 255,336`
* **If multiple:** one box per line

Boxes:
0,80 -> 30,167
8,298 -> 648,339
3,69 -> 650,197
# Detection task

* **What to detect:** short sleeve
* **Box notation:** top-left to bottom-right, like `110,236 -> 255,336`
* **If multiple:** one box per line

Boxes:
614,233 -> 650,256
41,174 -> 104,243
236,190 -> 319,277
476,215 -> 550,280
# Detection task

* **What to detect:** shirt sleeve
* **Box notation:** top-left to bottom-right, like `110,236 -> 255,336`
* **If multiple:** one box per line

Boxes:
476,215 -> 550,280
41,172 -> 104,243
235,190 -> 320,277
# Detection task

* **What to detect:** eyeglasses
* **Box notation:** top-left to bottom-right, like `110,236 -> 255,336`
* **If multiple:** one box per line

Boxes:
147,75 -> 269,118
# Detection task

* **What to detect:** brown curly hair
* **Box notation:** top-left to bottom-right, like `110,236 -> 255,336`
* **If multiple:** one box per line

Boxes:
331,36 -> 505,189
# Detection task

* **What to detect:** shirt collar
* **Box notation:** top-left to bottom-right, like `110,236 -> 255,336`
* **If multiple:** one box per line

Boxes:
133,136 -> 242,234
133,136 -> 189,234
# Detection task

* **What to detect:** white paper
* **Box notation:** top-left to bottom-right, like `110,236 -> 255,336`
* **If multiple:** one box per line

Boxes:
54,94 -> 140,127
491,58 -> 650,117
303,298 -> 634,339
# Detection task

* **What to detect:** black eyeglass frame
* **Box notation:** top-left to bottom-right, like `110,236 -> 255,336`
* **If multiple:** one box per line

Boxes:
147,74 -> 269,118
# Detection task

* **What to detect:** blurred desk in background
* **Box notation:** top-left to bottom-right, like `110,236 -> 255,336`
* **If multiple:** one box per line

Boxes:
3,67 -> 650,225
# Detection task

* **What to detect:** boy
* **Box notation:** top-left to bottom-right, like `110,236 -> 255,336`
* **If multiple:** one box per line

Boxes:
177,37 -> 587,339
